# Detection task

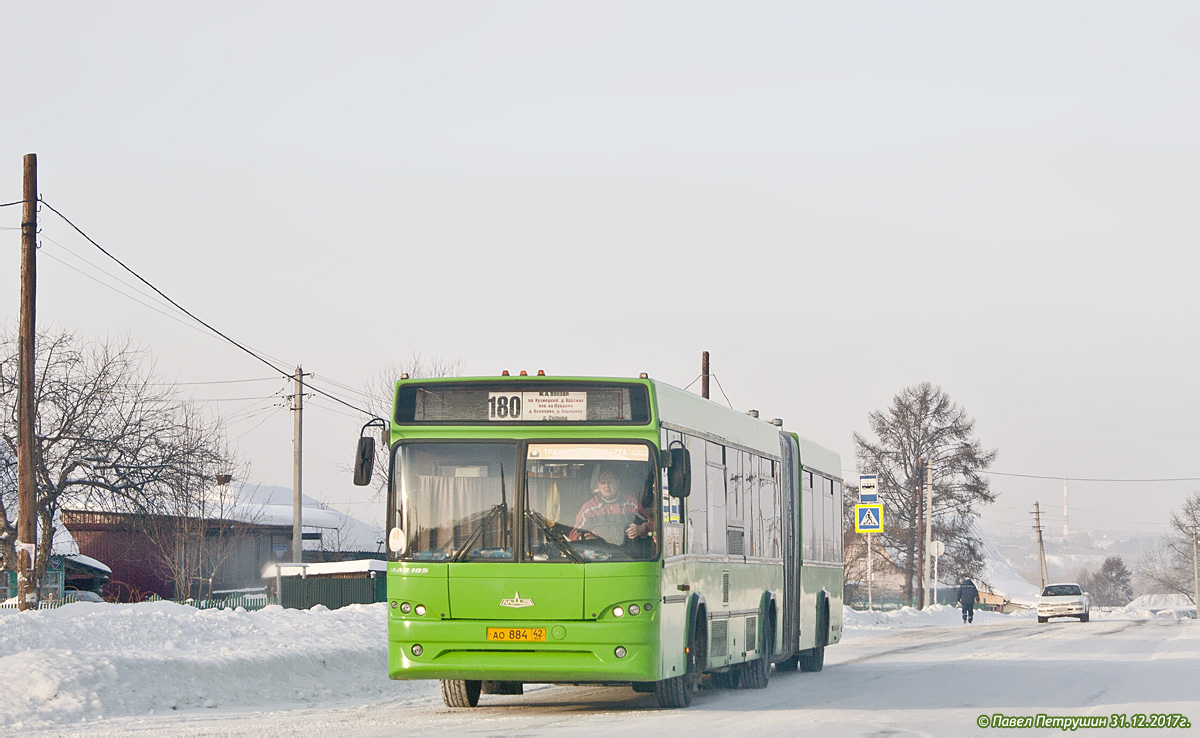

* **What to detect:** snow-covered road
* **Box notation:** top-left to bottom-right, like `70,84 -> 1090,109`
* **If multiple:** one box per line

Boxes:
5,603 -> 1196,736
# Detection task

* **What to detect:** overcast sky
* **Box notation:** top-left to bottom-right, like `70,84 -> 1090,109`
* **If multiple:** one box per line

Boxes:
3,2 -> 1197,540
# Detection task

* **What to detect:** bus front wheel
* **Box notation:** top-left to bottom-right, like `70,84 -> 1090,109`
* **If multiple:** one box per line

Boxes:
440,679 -> 482,707
656,618 -> 706,708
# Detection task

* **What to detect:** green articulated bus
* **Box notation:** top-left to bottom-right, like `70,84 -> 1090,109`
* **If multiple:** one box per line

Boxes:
352,374 -> 844,708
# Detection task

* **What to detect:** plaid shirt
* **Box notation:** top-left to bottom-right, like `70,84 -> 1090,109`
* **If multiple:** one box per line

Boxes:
569,493 -> 655,541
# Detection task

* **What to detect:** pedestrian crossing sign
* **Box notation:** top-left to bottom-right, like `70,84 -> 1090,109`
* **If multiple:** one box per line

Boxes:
855,504 -> 883,533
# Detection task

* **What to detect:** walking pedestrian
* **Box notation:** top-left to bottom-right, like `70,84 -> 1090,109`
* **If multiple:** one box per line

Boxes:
957,578 -> 979,623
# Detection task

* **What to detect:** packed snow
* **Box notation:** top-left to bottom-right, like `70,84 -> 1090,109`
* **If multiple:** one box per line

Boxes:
3,598 -> 1194,734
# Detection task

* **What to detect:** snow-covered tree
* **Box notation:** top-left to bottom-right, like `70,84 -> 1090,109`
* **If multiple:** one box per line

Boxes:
1080,555 -> 1134,606
853,382 -> 997,607
1137,491 -> 1199,604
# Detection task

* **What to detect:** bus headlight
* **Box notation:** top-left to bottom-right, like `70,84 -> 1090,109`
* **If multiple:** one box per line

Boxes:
415,605 -> 426,616
614,646 -> 627,658
412,644 -> 423,656
629,604 -> 640,616
613,606 -> 624,618
400,602 -> 412,614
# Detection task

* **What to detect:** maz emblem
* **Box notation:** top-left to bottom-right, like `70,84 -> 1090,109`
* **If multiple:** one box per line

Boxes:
500,591 -> 535,608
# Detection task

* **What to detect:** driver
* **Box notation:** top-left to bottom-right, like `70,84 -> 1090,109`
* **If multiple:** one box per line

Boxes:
568,467 -> 655,543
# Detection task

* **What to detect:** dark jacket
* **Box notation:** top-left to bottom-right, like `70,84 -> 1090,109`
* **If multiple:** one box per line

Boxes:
956,579 -> 979,606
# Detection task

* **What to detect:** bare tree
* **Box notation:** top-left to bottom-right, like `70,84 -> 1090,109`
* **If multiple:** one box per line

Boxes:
1137,491 -> 1199,604
853,382 -> 997,606
0,329 -> 238,603
361,353 -> 462,499
0,444 -> 16,586
134,422 -> 257,600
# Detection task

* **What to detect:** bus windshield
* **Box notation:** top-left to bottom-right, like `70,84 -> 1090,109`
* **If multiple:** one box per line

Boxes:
396,442 -> 518,562
525,442 -> 657,562
393,441 -> 658,563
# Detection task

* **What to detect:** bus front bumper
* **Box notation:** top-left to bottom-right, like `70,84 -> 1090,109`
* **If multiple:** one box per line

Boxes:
388,617 -> 662,683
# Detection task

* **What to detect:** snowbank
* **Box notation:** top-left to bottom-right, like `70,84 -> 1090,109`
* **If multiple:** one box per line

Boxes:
0,601 -> 412,730
842,603 -> 1032,631
1122,593 -> 1197,620
1,598 -> 1188,731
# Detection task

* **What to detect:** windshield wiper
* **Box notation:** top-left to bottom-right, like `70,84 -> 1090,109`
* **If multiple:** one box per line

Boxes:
526,510 -> 582,563
453,504 -> 509,561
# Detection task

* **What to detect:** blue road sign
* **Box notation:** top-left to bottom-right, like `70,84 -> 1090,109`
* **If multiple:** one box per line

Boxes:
859,474 -> 878,503
855,503 -> 883,533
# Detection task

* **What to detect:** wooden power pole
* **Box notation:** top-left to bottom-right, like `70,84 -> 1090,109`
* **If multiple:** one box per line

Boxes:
1192,526 -> 1198,609
701,351 -> 710,399
291,366 -> 305,563
16,154 -> 38,611
1033,502 -> 1049,590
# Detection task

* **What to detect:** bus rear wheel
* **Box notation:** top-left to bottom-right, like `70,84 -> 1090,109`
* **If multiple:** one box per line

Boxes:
440,679 -> 482,707
797,645 -> 824,672
736,612 -> 773,689
798,602 -> 828,673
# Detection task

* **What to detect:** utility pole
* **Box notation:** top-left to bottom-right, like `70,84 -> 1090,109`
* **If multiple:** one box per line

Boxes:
291,366 -> 306,563
16,154 -> 38,612
1192,526 -> 1198,609
924,461 -> 933,608
914,456 -> 925,608
701,351 -> 710,400
1033,502 -> 1049,590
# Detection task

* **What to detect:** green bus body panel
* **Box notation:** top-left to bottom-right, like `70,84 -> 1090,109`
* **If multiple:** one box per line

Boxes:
448,564 -> 585,621
663,559 -> 784,667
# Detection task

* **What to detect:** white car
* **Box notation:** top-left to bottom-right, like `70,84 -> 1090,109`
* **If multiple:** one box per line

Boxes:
1037,583 -> 1090,623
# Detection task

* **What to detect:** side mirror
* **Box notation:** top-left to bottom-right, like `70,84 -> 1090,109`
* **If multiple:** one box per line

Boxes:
667,447 -> 691,498
353,436 -> 376,486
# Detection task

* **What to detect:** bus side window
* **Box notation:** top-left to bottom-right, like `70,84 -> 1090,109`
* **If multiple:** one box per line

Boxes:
760,456 -> 779,558
832,480 -> 843,561
705,440 -> 727,555
686,434 -> 707,553
802,470 -> 815,561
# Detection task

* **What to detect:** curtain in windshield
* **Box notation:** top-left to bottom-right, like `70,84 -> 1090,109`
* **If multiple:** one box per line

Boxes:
395,443 -> 517,561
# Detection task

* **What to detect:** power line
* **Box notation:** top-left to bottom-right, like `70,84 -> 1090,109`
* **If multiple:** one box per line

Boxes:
41,233 -> 181,314
0,199 -> 29,208
307,398 -> 367,421
230,406 -> 286,442
38,198 -> 373,418
38,247 -> 211,337
158,377 -> 282,386
190,395 -> 286,403
846,467 -> 1200,484
985,470 -> 1200,483
39,228 -> 302,375
41,243 -> 348,409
